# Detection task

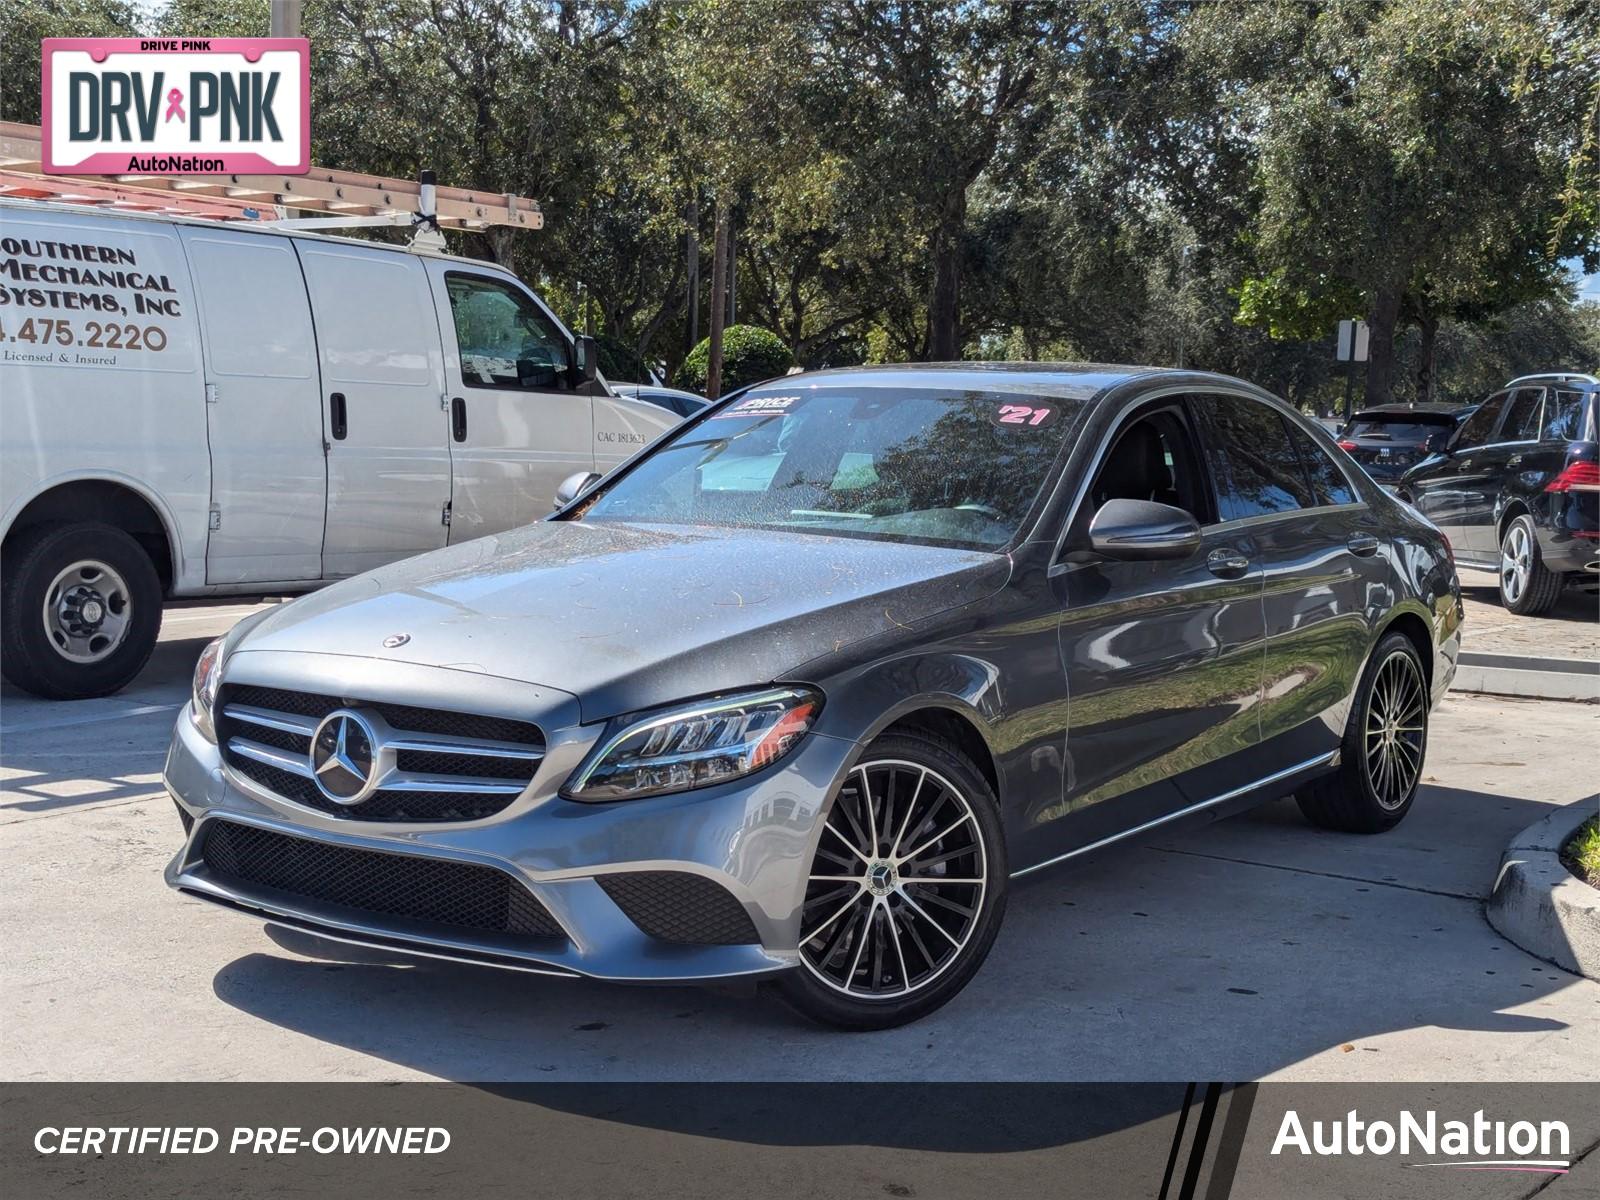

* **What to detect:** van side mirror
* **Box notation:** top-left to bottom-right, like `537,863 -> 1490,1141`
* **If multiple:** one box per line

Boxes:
575,335 -> 598,384
1086,499 -> 1202,561
554,470 -> 602,510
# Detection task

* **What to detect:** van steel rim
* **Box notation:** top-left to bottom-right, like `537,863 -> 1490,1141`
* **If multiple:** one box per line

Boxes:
799,759 -> 987,999
42,559 -> 132,663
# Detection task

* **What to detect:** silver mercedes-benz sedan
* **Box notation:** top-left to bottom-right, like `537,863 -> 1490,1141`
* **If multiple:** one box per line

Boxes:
165,365 -> 1461,1028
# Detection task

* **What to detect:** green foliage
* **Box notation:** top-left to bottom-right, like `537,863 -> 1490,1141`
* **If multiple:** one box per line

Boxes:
674,325 -> 793,393
3,0 -> 1594,406
594,335 -> 647,383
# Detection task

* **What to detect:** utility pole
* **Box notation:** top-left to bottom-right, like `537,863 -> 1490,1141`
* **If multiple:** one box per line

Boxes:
270,0 -> 302,37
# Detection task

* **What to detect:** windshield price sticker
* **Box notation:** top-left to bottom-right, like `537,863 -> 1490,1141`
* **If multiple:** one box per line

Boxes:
712,394 -> 802,419
992,402 -> 1057,428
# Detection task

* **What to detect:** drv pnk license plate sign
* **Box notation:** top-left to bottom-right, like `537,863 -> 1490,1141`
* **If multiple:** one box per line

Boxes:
42,38 -> 309,175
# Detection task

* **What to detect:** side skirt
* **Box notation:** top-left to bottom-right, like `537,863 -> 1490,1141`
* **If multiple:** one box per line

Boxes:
1009,751 -> 1337,880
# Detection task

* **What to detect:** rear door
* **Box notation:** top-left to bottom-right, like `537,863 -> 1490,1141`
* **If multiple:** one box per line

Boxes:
295,242 -> 451,577
181,227 -> 325,584
1406,391 -> 1508,561
1191,392 -> 1379,773
425,263 -> 596,538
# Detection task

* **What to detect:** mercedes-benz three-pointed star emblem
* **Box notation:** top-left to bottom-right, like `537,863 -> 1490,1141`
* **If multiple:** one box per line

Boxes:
310,709 -> 379,805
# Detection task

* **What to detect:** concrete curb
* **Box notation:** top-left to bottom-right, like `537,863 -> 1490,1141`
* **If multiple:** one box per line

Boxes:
1486,798 -> 1600,980
1450,651 -> 1599,702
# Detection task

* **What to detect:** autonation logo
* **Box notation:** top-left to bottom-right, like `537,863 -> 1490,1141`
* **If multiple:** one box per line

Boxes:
1271,1108 -> 1571,1175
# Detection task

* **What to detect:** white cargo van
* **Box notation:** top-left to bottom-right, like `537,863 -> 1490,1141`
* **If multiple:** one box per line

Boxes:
0,198 -> 679,699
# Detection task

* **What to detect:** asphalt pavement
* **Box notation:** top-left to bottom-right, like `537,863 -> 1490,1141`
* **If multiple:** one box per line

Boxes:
1,600 -> 1596,1083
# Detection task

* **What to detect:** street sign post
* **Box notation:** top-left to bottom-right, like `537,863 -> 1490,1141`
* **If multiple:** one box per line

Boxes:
1336,318 -> 1369,424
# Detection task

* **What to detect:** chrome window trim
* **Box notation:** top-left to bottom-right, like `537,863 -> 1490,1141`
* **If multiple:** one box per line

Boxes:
1010,751 -> 1337,879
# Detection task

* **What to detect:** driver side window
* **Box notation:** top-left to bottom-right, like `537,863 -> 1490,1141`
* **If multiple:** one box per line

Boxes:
1086,408 -> 1209,522
445,272 -> 571,391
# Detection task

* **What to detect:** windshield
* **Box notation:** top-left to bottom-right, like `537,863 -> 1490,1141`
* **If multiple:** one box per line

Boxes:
577,385 -> 1086,549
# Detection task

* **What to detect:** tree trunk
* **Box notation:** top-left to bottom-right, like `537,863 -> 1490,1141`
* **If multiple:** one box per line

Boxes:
1415,310 -> 1439,406
686,191 -> 700,351
1363,283 -> 1403,406
925,187 -> 966,361
705,196 -> 731,400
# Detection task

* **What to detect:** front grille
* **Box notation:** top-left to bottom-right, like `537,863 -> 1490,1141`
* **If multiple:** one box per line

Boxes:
598,871 -> 760,945
216,684 -> 544,823
199,820 -> 563,940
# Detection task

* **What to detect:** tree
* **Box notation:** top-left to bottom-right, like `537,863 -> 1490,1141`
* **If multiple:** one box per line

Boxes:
1182,0 -> 1599,404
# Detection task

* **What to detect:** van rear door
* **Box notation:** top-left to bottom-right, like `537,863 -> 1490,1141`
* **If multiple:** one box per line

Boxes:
180,226 -> 325,584
295,242 -> 451,577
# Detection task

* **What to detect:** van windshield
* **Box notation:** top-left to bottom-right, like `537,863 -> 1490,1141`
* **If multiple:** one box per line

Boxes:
578,385 -> 1085,549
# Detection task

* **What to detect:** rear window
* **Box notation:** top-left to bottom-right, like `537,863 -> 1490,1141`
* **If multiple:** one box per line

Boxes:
1345,415 -> 1455,442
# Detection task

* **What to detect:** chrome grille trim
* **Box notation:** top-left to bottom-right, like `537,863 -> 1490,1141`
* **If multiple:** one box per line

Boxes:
217,690 -> 545,822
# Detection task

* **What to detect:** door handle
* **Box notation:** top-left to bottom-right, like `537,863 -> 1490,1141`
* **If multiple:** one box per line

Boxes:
1206,548 -> 1250,579
450,396 -> 467,443
1507,453 -> 1523,467
1346,533 -> 1380,557
329,392 -> 347,440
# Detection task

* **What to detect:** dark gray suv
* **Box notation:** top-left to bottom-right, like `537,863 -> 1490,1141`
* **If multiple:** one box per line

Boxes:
166,365 -> 1461,1028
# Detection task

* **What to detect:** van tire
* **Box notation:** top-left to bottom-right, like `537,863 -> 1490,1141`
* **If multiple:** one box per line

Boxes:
1,522 -> 163,700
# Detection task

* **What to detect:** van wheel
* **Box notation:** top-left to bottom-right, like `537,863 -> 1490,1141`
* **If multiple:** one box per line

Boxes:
1296,632 -> 1428,834
1498,515 -> 1562,615
1,522 -> 162,700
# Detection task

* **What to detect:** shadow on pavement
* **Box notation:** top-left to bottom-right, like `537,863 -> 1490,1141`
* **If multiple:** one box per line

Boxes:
207,785 -> 1581,1083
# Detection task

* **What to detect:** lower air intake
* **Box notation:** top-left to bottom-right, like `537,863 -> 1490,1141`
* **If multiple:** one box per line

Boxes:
199,820 -> 563,941
597,871 -> 760,945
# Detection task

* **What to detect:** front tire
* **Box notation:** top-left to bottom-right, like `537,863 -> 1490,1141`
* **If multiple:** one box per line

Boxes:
776,730 -> 1007,1030
1297,631 -> 1429,834
0,522 -> 163,700
1498,514 -> 1562,615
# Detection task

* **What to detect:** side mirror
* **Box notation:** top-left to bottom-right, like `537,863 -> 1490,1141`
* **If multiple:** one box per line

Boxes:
1086,499 -> 1202,561
554,470 -> 602,510
575,335 -> 598,384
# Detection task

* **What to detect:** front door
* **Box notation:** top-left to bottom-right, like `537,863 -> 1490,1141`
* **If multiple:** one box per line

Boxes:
295,242 -> 451,578
1047,402 -> 1265,857
426,264 -> 597,538
1406,391 -> 1508,564
1466,385 -> 1545,555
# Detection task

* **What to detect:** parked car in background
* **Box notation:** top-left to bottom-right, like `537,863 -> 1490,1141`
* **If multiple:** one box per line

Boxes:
0,198 -> 681,700
609,382 -> 709,419
1398,374 -> 1599,614
166,364 -> 1460,1029
1337,403 -> 1477,486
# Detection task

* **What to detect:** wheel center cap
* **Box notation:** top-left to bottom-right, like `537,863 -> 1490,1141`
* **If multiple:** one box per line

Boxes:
866,861 -> 896,896
79,597 -> 104,625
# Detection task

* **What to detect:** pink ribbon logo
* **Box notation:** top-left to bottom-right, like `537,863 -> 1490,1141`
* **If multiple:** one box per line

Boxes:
164,88 -> 185,123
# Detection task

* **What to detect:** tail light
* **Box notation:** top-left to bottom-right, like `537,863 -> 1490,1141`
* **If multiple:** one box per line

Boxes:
1337,439 -> 1358,452
1544,460 -> 1600,493
1440,530 -> 1454,566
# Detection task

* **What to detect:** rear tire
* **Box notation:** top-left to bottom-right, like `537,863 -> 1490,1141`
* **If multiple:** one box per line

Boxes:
0,521 -> 163,700
1297,631 -> 1428,834
1498,514 -> 1562,615
775,730 -> 1007,1030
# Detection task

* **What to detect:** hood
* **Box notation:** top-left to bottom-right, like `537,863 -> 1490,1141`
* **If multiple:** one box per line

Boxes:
234,521 -> 1010,720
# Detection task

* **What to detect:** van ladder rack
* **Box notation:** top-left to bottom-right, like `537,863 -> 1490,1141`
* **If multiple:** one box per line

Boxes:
0,121 -> 541,237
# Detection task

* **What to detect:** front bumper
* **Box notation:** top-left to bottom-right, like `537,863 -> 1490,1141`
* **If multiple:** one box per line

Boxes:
164,685 -> 859,984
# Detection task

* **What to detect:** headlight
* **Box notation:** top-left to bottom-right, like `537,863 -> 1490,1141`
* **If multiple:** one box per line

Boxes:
190,636 -> 224,742
562,687 -> 821,802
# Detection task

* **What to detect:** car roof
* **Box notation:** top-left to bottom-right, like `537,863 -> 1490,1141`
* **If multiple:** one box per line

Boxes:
1350,404 -> 1467,418
613,383 -> 705,402
777,362 -> 1256,402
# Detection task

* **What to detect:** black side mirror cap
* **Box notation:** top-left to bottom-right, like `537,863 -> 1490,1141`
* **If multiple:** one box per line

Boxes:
576,335 -> 598,384
1085,499 -> 1203,561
